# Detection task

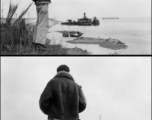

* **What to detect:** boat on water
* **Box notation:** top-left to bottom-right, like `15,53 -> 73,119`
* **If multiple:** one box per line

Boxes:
92,17 -> 100,25
62,31 -> 83,37
77,13 -> 93,26
102,17 -> 119,19
61,13 -> 100,26
61,19 -> 76,25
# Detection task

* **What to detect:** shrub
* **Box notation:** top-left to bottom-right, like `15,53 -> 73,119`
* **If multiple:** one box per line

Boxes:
1,1 -> 67,55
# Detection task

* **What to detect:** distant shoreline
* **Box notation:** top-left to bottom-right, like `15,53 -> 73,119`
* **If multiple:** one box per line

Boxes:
1,17 -> 151,20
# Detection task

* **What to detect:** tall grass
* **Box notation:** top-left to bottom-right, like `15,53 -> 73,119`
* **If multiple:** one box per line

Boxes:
6,1 -> 18,25
1,1 -> 67,55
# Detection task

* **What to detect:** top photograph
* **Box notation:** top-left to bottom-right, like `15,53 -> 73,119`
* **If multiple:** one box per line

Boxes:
1,0 -> 151,55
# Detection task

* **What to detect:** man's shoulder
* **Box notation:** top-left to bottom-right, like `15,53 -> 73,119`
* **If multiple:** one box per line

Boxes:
49,78 -> 79,87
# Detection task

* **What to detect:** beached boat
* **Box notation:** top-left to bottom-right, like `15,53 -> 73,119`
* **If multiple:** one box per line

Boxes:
63,31 -> 83,37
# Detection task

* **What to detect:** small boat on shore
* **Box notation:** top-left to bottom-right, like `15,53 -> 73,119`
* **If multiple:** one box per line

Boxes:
62,31 -> 83,37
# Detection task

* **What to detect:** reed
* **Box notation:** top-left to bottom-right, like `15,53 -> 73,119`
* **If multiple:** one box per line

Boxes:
1,1 -> 67,55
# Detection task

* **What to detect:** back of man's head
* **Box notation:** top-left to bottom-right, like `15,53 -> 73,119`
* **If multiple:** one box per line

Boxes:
57,65 -> 70,73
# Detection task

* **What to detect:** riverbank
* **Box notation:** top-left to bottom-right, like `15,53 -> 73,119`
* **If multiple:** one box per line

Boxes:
66,47 -> 91,55
67,37 -> 128,50
1,46 -> 90,55
1,20 -> 90,55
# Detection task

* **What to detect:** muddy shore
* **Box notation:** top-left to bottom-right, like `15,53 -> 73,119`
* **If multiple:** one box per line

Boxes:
66,37 -> 128,50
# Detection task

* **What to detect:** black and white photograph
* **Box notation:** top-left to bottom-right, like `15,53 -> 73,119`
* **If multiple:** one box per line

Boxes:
1,57 -> 151,120
1,0 -> 151,55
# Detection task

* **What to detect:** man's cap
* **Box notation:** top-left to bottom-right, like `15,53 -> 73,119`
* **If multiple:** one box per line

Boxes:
57,65 -> 70,73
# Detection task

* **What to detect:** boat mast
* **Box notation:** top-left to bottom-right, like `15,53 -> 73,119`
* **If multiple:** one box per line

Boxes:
99,115 -> 101,120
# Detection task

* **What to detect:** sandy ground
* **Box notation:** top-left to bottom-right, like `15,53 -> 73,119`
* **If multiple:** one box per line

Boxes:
66,47 -> 91,55
67,37 -> 128,50
56,31 -> 128,53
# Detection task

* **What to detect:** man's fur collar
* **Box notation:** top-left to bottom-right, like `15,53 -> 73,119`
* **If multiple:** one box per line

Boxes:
53,71 -> 75,82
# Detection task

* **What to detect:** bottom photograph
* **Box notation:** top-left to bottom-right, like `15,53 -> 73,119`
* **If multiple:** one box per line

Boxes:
1,57 -> 151,120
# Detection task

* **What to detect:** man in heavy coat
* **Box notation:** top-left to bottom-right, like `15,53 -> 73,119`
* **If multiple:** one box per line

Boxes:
39,65 -> 87,120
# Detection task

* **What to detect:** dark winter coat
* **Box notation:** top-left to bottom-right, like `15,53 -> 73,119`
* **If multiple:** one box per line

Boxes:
39,71 -> 87,120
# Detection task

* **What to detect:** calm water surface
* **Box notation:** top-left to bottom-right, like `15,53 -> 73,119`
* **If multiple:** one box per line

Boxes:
28,17 -> 151,54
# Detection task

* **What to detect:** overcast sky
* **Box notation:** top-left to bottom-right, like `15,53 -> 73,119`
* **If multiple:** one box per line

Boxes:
1,0 -> 151,19
1,57 -> 151,120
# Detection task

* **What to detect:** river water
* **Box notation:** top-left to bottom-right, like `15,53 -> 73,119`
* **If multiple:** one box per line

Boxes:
27,17 -> 151,55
